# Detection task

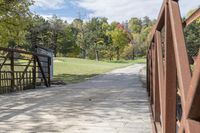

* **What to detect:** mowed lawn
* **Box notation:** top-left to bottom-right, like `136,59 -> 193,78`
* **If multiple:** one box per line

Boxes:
54,57 -> 146,84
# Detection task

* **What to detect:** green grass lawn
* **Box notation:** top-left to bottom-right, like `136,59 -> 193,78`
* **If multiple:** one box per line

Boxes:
53,57 -> 146,84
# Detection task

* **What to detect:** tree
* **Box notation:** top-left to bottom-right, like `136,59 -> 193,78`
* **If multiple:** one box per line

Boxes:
108,28 -> 129,60
142,16 -> 151,28
75,24 -> 90,59
72,19 -> 83,29
128,18 -> 142,34
184,9 -> 200,57
185,21 -> 200,57
26,15 -> 49,51
128,17 -> 155,58
102,27 -> 114,61
0,0 -> 33,47
72,19 -> 89,58
49,15 -> 67,57
58,25 -> 79,57
110,22 -> 118,30
122,44 -> 134,60
85,17 -> 108,61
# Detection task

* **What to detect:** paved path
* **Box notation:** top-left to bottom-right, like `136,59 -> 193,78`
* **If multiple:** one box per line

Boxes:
0,64 -> 152,133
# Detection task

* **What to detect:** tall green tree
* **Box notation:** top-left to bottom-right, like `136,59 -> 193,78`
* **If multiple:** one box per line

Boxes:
128,18 -> 142,34
185,21 -> 200,57
58,25 -> 78,57
184,8 -> 200,57
142,16 -> 151,28
108,28 -> 129,60
128,17 -> 154,58
86,17 -> 108,61
26,15 -> 49,50
0,0 -> 33,47
49,15 -> 67,57
75,24 -> 91,59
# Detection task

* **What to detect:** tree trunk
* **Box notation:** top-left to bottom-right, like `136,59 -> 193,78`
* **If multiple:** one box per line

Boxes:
53,32 -> 58,57
116,48 -> 120,60
54,46 -> 57,57
95,50 -> 100,61
82,49 -> 86,59
132,47 -> 135,60
109,53 -> 113,61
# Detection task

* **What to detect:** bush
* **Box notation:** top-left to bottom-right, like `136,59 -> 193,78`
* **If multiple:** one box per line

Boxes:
121,44 -> 134,60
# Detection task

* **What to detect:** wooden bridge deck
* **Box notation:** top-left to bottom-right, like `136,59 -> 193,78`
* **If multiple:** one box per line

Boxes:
0,64 -> 152,133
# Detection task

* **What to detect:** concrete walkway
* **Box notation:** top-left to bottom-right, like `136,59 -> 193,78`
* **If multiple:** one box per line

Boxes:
0,64 -> 152,133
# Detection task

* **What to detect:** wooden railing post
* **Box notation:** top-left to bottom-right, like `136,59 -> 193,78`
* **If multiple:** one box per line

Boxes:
33,55 -> 36,89
150,46 -> 154,105
10,51 -> 14,92
156,31 -> 165,129
163,3 -> 177,133
153,39 -> 161,123
147,51 -> 150,96
48,57 -> 51,87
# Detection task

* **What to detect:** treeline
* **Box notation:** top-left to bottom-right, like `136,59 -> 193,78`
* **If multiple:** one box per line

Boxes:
0,0 -> 156,61
1,0 -> 199,61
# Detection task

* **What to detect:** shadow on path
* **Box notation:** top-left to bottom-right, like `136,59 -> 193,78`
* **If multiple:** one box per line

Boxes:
0,64 -> 152,133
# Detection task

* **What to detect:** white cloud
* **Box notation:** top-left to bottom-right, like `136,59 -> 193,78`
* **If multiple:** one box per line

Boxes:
33,0 -> 200,22
73,0 -> 200,22
40,14 -> 75,23
34,0 -> 65,9
60,16 -> 75,23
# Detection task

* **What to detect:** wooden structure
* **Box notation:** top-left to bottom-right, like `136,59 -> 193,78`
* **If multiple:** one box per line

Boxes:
0,47 -> 51,94
36,45 -> 54,80
147,0 -> 200,133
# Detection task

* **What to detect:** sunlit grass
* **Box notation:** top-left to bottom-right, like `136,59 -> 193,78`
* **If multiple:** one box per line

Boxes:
53,57 -> 146,84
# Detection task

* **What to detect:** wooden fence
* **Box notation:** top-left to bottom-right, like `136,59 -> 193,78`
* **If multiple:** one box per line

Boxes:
0,47 -> 51,94
147,0 -> 200,133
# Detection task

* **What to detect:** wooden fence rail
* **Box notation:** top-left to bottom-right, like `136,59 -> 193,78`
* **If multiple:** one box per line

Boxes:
0,47 -> 51,94
147,0 -> 200,133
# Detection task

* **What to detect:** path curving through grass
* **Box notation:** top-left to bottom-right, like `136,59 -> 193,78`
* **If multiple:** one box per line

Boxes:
53,57 -> 146,84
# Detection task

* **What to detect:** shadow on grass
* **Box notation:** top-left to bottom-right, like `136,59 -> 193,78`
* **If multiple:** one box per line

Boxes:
53,74 -> 98,84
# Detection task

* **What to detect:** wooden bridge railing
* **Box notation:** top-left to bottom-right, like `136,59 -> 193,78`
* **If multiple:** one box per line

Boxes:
147,0 -> 200,133
0,47 -> 51,94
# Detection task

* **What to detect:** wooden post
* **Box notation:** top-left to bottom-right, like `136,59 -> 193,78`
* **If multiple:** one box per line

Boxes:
48,57 -> 51,87
150,46 -> 154,105
33,55 -> 36,89
163,3 -> 177,133
36,56 -> 49,87
146,56 -> 148,92
153,39 -> 161,123
156,31 -> 165,128
10,51 -> 15,92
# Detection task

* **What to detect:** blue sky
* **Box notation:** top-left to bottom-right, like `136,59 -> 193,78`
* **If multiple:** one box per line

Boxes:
31,0 -> 200,23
